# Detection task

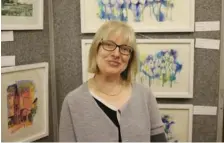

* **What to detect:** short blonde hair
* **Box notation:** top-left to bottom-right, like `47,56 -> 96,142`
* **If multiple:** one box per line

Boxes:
88,20 -> 138,83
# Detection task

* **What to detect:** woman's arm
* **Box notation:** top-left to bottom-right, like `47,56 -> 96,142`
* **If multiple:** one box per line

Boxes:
146,88 -> 167,142
59,96 -> 77,142
151,133 -> 167,142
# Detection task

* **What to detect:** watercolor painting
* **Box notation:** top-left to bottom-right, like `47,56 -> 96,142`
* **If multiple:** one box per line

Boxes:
139,49 -> 183,88
97,0 -> 128,21
2,63 -> 49,142
136,39 -> 194,98
2,0 -> 33,17
97,0 -> 174,22
81,0 -> 194,33
7,80 -> 38,134
162,114 -> 178,142
159,104 -> 193,142
1,0 -> 43,30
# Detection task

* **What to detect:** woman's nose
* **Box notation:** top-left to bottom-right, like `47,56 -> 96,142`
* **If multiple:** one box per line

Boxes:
112,46 -> 121,57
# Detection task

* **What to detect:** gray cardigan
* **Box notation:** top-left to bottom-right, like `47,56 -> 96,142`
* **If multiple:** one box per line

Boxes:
59,82 -> 165,142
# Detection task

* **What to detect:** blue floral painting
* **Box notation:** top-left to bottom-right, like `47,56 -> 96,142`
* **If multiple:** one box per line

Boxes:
97,0 -> 174,22
162,114 -> 178,142
139,49 -> 182,87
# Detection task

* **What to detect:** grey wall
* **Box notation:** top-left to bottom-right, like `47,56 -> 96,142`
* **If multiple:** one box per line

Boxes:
1,0 -> 222,142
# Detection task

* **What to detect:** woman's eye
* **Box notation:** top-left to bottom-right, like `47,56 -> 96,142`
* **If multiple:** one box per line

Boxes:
121,47 -> 130,51
108,43 -> 114,46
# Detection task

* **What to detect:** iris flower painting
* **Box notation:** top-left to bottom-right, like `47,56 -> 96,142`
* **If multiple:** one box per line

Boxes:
97,0 -> 174,22
162,114 -> 178,142
139,49 -> 182,88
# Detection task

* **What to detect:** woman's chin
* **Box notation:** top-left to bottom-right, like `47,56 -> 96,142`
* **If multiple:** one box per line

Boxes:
103,70 -> 121,76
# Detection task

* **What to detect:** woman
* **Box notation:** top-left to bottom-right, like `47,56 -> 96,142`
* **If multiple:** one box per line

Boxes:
59,21 -> 167,142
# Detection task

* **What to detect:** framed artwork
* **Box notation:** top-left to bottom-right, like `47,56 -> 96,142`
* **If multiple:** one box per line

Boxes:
80,0 -> 195,33
136,39 -> 194,98
1,62 -> 49,142
1,0 -> 44,30
159,104 -> 193,142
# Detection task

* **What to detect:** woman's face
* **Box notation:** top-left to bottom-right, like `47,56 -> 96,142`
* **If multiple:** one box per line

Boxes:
96,35 -> 132,77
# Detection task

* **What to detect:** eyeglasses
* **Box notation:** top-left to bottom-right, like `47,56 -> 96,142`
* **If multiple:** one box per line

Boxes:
99,39 -> 133,55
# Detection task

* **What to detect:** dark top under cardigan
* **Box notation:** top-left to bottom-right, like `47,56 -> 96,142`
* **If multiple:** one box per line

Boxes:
93,97 -> 167,142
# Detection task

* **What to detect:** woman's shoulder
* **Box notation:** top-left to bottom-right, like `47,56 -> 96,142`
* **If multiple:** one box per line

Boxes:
63,82 -> 90,103
132,82 -> 159,109
132,82 -> 155,100
132,82 -> 152,93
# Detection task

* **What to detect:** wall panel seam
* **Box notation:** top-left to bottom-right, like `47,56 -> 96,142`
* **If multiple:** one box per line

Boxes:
48,0 -> 59,141
216,0 -> 224,141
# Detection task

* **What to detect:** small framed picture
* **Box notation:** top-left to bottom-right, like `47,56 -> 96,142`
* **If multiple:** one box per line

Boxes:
1,0 -> 44,30
159,104 -> 193,142
1,62 -> 49,142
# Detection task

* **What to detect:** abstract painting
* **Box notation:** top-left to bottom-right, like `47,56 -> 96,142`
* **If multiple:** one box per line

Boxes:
159,104 -> 193,142
97,0 -> 175,22
80,0 -> 195,33
1,0 -> 43,30
1,62 -> 49,142
136,39 -> 194,98
7,80 -> 38,134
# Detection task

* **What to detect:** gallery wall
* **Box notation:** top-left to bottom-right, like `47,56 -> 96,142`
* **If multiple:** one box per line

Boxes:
1,0 -> 54,142
53,0 -> 221,142
1,0 -> 222,142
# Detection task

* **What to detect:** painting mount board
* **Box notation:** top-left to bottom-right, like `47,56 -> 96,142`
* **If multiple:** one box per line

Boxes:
81,39 -> 95,82
1,62 -> 49,142
80,0 -> 195,33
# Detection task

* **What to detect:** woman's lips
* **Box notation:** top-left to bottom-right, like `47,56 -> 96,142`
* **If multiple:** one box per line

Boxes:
108,61 -> 121,66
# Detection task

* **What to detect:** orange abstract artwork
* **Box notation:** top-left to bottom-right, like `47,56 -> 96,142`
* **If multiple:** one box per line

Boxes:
7,80 -> 38,134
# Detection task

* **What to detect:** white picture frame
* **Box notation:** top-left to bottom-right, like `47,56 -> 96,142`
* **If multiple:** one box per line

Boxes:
158,104 -> 193,142
1,62 -> 49,142
1,0 -> 44,30
80,0 -> 195,33
81,39 -> 194,99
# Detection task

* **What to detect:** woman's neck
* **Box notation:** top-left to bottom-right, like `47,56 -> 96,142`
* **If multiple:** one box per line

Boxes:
90,73 -> 125,96
94,73 -> 122,87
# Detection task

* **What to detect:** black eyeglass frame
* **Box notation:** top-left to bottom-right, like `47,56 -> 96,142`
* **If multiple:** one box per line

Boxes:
98,39 -> 133,56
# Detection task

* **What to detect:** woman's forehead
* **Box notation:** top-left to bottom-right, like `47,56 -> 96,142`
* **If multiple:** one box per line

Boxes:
105,32 -> 131,45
